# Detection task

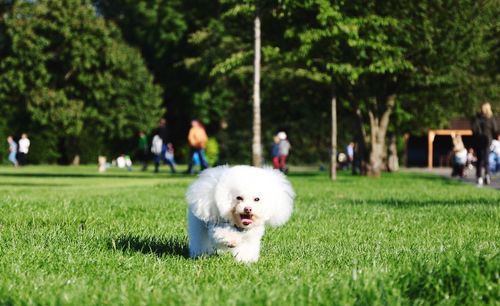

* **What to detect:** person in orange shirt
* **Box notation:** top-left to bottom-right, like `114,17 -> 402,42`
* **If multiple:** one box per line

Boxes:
186,119 -> 209,174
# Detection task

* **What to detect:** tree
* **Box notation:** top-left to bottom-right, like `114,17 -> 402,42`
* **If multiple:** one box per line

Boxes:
184,1 -> 281,164
385,0 -> 499,132
330,94 -> 337,180
95,0 -> 202,154
96,0 -> 499,167
97,0 -> 350,165
252,2 -> 262,167
279,0 -> 496,175
0,0 -> 163,163
279,0 -> 410,176
194,0 -> 266,167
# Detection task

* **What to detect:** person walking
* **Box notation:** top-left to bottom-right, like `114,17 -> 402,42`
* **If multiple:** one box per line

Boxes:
164,142 -> 177,173
7,136 -> 18,167
151,118 -> 176,173
490,134 -> 500,174
471,102 -> 498,186
137,131 -> 149,171
346,142 -> 354,169
186,119 -> 208,174
17,133 -> 30,166
277,131 -> 291,173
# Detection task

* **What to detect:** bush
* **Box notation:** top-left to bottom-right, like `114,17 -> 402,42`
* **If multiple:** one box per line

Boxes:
205,138 -> 219,166
0,0 -> 163,165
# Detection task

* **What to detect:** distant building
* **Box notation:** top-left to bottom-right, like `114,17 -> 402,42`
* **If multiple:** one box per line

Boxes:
405,118 -> 473,168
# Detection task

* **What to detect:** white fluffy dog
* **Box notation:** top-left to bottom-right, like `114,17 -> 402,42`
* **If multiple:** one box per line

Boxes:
186,165 -> 295,263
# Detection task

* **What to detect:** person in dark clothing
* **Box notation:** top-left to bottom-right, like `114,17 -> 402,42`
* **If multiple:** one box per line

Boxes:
271,135 -> 280,169
136,131 -> 149,171
471,102 -> 498,186
151,118 -> 176,173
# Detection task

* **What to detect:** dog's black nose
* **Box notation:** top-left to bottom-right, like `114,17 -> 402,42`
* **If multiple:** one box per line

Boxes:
244,207 -> 252,213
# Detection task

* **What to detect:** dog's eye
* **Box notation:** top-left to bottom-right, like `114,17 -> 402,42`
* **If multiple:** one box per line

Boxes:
254,197 -> 260,202
236,196 -> 243,201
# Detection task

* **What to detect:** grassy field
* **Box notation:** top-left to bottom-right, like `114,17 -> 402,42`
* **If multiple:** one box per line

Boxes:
0,165 -> 498,305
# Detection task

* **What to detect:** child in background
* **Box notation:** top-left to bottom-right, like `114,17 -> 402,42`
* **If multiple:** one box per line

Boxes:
451,134 -> 467,178
466,148 -> 477,171
489,134 -> 500,174
164,143 -> 177,174
7,136 -> 18,167
278,131 -> 291,173
452,147 -> 467,178
116,154 -> 133,171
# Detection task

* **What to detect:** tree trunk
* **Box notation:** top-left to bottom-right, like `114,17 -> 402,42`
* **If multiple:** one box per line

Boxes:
252,11 -> 262,167
330,94 -> 337,180
367,94 -> 396,176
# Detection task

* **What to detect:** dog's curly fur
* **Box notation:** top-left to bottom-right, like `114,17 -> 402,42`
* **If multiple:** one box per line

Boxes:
186,165 -> 295,263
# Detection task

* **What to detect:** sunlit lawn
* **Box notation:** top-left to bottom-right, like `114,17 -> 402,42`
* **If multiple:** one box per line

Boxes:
0,165 -> 498,305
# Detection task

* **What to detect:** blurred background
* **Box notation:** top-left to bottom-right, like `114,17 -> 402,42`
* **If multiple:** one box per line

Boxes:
0,0 -> 498,171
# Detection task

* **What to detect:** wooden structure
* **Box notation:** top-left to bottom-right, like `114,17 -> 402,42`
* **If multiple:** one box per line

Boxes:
427,129 -> 472,169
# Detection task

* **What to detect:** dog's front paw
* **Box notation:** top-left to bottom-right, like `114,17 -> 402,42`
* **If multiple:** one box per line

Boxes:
220,238 -> 239,248
234,251 -> 259,263
212,228 -> 242,248
226,241 -> 237,248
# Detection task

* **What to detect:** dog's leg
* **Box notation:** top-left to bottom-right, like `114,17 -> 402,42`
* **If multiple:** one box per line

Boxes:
188,210 -> 214,257
209,225 -> 243,249
231,226 -> 265,263
232,241 -> 261,263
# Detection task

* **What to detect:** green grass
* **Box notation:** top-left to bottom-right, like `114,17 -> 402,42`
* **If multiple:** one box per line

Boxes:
0,165 -> 498,305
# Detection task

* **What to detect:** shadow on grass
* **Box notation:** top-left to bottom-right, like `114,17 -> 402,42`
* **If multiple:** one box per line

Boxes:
0,182 -> 67,187
108,234 -> 190,258
0,172 -> 184,179
287,171 -> 327,178
403,172 -> 463,183
348,197 -> 499,207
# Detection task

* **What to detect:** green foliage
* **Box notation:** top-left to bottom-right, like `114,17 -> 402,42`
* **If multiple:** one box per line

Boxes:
390,0 -> 500,134
96,0 -> 193,155
0,166 -> 499,304
277,0 -> 499,166
99,0 -> 499,165
291,1 -> 412,84
96,0 -> 187,62
205,137 -> 220,166
183,2 -> 254,125
1,0 -> 498,164
0,0 -> 163,163
27,129 -> 61,164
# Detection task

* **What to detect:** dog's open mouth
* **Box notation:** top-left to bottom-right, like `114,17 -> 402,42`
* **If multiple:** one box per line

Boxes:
239,213 -> 253,226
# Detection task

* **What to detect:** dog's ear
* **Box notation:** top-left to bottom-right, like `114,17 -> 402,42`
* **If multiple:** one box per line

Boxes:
264,169 -> 295,227
186,166 -> 228,222
213,175 -> 234,220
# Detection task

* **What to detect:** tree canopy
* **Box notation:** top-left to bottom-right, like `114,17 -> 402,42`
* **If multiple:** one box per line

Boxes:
0,0 -> 497,166
0,0 -> 163,163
